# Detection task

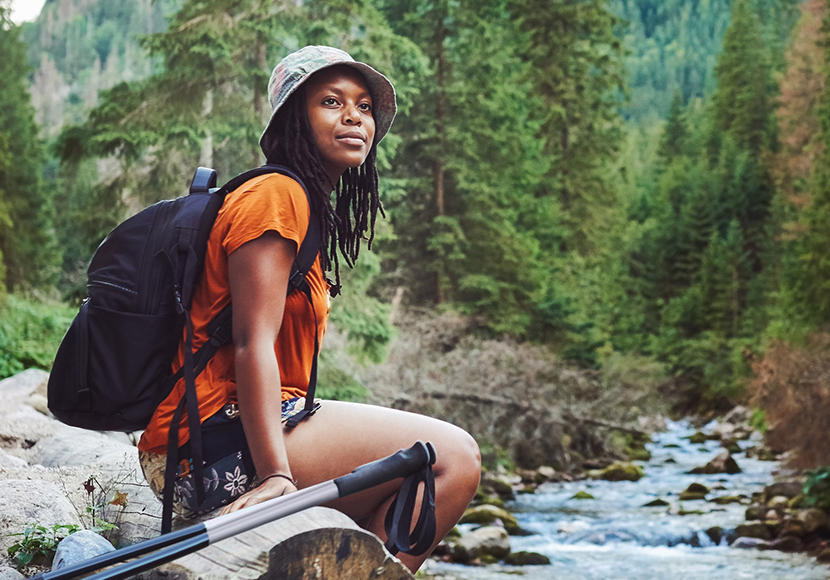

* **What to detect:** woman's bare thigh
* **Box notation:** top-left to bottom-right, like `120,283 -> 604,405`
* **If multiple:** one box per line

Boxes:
282,400 -> 478,520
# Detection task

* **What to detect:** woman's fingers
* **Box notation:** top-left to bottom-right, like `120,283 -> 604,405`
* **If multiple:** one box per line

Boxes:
219,478 -> 297,515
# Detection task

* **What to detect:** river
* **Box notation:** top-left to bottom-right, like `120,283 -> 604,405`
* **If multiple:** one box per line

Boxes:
423,419 -> 829,580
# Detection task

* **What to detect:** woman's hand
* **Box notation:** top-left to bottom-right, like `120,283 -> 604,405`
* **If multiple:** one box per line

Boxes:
219,476 -> 297,515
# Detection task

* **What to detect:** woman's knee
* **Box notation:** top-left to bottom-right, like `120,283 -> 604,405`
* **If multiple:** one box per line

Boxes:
435,425 -> 481,497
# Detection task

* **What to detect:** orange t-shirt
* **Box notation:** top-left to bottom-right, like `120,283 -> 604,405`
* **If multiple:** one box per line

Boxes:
138,173 -> 329,454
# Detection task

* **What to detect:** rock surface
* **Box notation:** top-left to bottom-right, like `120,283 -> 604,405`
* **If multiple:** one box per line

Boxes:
52,530 -> 114,571
589,462 -> 644,482
455,526 -> 510,562
689,450 -> 741,475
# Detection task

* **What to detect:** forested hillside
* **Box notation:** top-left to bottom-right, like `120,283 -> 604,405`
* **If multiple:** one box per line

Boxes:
4,0 -> 830,464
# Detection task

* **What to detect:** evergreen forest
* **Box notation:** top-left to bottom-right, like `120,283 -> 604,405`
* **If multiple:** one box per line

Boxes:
3,0 -> 830,467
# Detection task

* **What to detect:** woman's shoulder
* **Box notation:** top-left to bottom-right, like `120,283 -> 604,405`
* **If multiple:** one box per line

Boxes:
217,170 -> 311,251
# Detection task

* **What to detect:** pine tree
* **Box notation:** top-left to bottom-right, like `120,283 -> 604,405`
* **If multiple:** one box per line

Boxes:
510,0 -> 627,255
0,2 -> 60,291
658,89 -> 688,163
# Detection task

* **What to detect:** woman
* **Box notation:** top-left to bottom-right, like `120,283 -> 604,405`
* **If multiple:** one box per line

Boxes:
137,45 -> 481,572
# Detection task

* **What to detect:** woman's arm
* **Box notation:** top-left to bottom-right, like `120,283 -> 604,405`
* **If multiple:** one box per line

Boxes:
220,230 -> 298,514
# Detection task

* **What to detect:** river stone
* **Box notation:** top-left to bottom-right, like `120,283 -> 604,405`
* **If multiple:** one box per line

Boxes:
688,450 -> 741,475
0,480 -> 82,556
817,548 -> 830,563
731,537 -> 771,550
571,491 -> 595,500
687,432 -> 708,444
745,506 -> 764,520
682,482 -> 710,495
52,530 -> 114,570
710,495 -> 742,505
642,498 -> 670,507
745,446 -> 776,461
781,517 -> 806,537
535,466 -> 556,483
590,462 -> 644,482
800,508 -> 829,533
770,535 -> 803,552
733,522 -> 771,540
0,567 -> 24,580
764,481 -> 803,499
788,495 -> 804,509
480,476 -> 515,500
705,526 -> 724,545
766,495 -> 790,511
459,505 -> 520,534
455,526 -> 510,562
678,491 -> 707,501
721,439 -> 742,454
765,510 -> 780,521
504,551 -> 551,566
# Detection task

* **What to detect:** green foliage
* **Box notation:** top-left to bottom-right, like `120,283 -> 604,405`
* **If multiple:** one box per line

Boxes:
804,467 -> 830,509
315,364 -> 369,403
0,295 -> 75,379
6,523 -> 81,570
0,2 -> 61,291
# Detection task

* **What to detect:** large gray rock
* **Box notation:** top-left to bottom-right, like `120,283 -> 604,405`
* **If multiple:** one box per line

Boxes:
52,530 -> 114,570
33,429 -> 136,472
0,448 -> 27,469
0,567 -> 24,580
0,480 -> 82,555
455,526 -> 510,562
0,369 -> 49,416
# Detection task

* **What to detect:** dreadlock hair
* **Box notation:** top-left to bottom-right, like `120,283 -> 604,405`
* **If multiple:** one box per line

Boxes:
260,87 -> 383,291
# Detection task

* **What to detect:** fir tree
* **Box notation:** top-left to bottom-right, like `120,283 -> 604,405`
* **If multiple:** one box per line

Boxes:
0,2 -> 60,291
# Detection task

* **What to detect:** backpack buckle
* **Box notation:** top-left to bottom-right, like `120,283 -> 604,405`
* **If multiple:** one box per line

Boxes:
288,268 -> 307,292
210,319 -> 232,346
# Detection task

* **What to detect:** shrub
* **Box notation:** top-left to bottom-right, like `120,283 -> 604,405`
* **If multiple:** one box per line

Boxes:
0,294 -> 75,379
748,334 -> 830,468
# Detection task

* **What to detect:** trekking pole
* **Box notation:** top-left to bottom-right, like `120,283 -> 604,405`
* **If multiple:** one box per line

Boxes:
32,440 -> 437,580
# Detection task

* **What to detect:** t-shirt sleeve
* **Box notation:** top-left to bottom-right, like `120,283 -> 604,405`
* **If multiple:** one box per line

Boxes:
221,174 -> 310,256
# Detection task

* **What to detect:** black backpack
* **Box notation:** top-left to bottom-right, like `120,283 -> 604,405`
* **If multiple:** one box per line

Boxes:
47,164 -> 322,530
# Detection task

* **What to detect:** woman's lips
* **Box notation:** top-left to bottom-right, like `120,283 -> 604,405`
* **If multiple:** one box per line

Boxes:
337,132 -> 366,147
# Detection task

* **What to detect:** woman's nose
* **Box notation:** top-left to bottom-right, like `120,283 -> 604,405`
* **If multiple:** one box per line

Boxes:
344,104 -> 361,125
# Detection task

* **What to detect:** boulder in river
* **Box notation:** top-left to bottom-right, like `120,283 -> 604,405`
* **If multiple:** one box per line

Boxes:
705,526 -> 724,545
571,491 -> 595,500
687,432 -> 708,444
453,526 -> 510,563
504,551 -> 551,566
688,450 -> 741,475
710,495 -> 743,505
769,535 -> 803,552
734,522 -> 771,540
480,475 -> 515,500
642,498 -> 670,507
588,462 -> 644,482
459,505 -> 522,535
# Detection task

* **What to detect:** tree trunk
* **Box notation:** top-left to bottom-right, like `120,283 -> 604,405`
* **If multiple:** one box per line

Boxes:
434,5 -> 448,304
137,507 -> 414,580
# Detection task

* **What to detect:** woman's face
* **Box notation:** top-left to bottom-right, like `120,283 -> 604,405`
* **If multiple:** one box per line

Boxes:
305,66 -> 376,184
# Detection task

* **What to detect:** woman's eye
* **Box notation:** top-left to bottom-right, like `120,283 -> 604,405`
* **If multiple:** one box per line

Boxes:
322,97 -> 338,106
359,102 -> 372,111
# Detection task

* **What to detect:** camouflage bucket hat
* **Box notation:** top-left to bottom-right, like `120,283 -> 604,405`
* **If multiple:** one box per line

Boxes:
260,45 -> 397,149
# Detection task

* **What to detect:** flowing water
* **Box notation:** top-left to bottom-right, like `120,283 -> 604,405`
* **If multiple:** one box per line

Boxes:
423,419 -> 829,580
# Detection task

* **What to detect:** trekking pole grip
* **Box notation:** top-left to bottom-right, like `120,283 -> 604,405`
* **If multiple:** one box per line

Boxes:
334,441 -> 436,498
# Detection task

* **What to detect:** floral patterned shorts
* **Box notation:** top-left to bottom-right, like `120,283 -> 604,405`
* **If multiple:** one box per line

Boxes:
138,397 -> 318,518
